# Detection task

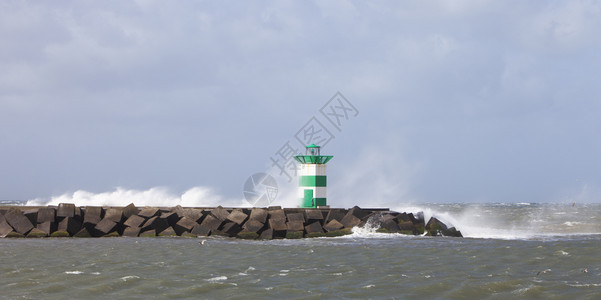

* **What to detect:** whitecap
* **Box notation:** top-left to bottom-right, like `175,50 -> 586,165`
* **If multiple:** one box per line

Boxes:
206,276 -> 227,282
65,271 -> 83,275
121,275 -> 140,281
362,284 -> 375,288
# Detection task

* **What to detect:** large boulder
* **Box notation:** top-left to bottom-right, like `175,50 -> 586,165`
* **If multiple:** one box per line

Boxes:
4,208 -> 34,235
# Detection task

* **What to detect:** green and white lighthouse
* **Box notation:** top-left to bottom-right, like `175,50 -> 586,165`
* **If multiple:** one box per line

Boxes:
294,144 -> 333,208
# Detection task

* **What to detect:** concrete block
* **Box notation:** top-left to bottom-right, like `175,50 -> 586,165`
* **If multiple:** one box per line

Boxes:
159,226 -> 177,236
325,228 -> 353,237
123,203 -> 138,218
124,215 -> 146,228
268,217 -> 287,231
104,208 -> 124,223
285,231 -> 303,239
83,206 -> 103,225
140,229 -> 156,237
50,230 -> 70,237
1,220 -> 14,238
95,219 -> 118,235
37,207 -> 56,224
341,211 -> 361,228
305,209 -> 324,221
219,222 -> 242,237
141,216 -> 169,234
259,228 -> 274,240
174,217 -> 197,235
325,209 -> 346,223
268,206 -> 282,210
286,221 -> 304,232
160,211 -> 181,227
286,213 -> 305,224
210,206 -> 230,221
23,209 -> 38,225
74,207 -> 83,221
199,214 -> 223,231
73,228 -> 92,237
4,208 -> 34,235
305,221 -> 324,234
123,227 -> 141,237
379,219 -> 400,233
227,209 -> 248,225
182,209 -> 204,222
237,229 -> 259,239
348,206 -> 372,220
323,219 -> 344,232
57,203 -> 76,218
37,221 -> 55,235
58,217 -> 82,236
268,209 -> 286,220
190,224 -> 211,236
138,207 -> 160,219
243,219 -> 264,233
171,205 -> 186,218
25,228 -> 47,238
249,208 -> 268,224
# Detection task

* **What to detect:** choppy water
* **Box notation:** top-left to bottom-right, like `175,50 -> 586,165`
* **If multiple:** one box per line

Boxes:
2,203 -> 601,299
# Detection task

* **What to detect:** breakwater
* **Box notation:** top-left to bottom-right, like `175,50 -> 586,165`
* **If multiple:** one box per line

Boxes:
0,204 -> 462,239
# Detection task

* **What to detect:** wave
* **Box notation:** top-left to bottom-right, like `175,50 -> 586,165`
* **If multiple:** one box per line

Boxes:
25,186 -> 247,207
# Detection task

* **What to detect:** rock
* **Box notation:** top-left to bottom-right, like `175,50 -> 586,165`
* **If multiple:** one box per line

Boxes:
259,228 -> 274,240
190,224 -> 211,236
4,208 -> 34,235
1,220 -> 15,237
348,206 -> 372,220
95,219 -> 118,235
378,219 -> 400,233
159,227 -> 177,237
138,207 -> 160,219
174,217 -> 198,235
286,212 -> 305,224
305,221 -> 324,234
227,209 -> 248,225
37,207 -> 56,224
124,215 -> 146,228
57,203 -> 76,218
249,208 -> 268,224
123,227 -> 141,237
286,221 -> 304,232
425,217 -> 461,237
104,208 -> 124,223
210,206 -> 230,222
323,219 -> 344,232
123,203 -> 138,219
58,217 -> 82,236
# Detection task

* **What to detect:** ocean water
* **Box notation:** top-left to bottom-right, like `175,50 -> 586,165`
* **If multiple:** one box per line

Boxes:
2,203 -> 601,299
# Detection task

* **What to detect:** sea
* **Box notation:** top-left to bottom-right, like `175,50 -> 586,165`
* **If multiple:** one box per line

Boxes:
1,202 -> 600,299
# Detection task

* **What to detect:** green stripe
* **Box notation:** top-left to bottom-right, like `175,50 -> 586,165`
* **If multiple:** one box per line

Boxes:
299,176 -> 327,187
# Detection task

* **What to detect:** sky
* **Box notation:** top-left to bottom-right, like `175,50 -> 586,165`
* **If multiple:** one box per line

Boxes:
1,0 -> 601,207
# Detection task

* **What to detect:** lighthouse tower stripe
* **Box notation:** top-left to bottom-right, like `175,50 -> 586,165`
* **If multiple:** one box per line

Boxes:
297,187 -> 327,198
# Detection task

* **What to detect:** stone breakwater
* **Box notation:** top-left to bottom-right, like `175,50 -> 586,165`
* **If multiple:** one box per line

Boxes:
0,204 -> 462,239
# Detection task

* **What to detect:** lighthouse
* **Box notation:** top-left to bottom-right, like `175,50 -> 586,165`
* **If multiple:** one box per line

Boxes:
293,144 -> 333,208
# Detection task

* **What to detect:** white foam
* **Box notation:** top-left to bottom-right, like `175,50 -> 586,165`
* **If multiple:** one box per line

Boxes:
206,276 -> 227,282
65,271 -> 83,275
120,275 -> 140,281
26,186 -> 245,207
